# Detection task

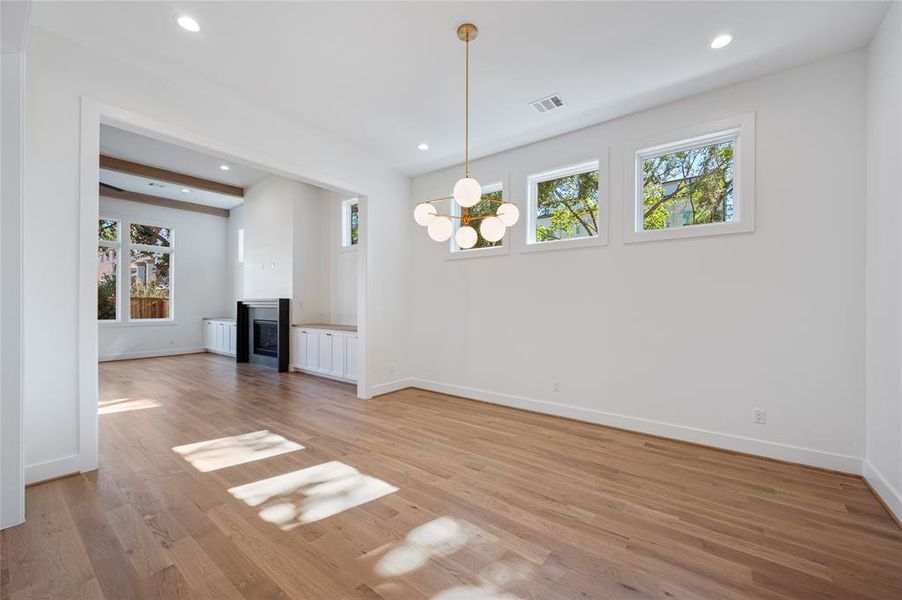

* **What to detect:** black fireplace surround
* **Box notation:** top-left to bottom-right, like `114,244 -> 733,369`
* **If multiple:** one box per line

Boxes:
236,298 -> 290,371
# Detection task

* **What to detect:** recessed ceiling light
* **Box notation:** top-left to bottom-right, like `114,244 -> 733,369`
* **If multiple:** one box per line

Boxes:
418,143 -> 429,151
182,188 -> 190,193
177,16 -> 201,33
710,34 -> 732,49
219,164 -> 230,171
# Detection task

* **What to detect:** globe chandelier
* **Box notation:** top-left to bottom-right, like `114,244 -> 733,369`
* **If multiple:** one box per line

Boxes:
413,23 -> 520,248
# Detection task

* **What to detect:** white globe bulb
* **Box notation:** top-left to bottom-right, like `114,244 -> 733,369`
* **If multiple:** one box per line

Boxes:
496,202 -> 520,227
480,216 -> 505,243
455,226 -> 478,249
452,177 -> 482,208
427,216 -> 453,242
413,202 -> 437,226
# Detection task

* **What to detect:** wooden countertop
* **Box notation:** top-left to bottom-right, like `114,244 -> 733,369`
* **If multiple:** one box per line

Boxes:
291,323 -> 357,333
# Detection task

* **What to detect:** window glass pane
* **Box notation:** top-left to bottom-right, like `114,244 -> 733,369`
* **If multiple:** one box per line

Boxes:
462,188 -> 503,249
97,246 -> 118,320
130,223 -> 173,247
535,169 -> 598,242
350,203 -> 359,245
99,218 -> 118,242
130,250 -> 170,319
641,140 -> 734,231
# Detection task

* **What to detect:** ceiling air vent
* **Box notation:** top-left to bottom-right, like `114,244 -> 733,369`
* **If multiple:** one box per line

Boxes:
531,94 -> 564,114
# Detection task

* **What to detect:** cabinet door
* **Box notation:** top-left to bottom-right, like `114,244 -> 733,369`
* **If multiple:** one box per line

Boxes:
344,335 -> 358,381
305,330 -> 319,370
217,322 -> 226,352
330,333 -> 345,377
203,321 -> 213,350
318,332 -> 333,373
228,324 -> 237,355
291,329 -> 304,367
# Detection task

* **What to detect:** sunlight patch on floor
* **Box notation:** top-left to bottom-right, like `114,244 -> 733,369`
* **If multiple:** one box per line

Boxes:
432,586 -> 523,600
99,397 -> 162,415
375,516 -> 477,577
227,460 -> 398,528
172,430 -> 304,472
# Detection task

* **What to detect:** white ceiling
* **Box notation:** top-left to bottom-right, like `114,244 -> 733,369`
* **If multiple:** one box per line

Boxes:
101,125 -> 269,189
99,169 -> 244,210
36,2 -> 889,176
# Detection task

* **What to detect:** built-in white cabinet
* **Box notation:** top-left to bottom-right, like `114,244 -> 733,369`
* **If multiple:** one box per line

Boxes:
290,326 -> 357,383
203,318 -> 237,356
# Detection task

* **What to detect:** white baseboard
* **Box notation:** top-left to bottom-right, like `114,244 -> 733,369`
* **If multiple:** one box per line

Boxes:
370,377 -> 414,397
99,347 -> 205,362
24,453 -> 83,485
409,378 -> 863,474
863,459 -> 902,524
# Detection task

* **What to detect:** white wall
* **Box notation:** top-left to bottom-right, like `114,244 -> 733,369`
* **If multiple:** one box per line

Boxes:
328,192 -> 358,325
98,197 -> 230,360
237,173 -> 332,323
242,175 -> 296,300
291,180 -> 330,324
23,28 -> 411,482
1,23 -> 28,527
865,2 -> 902,521
410,51 -> 868,473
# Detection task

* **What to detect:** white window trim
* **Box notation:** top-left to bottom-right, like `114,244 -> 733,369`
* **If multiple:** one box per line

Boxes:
341,197 -> 359,250
623,112 -> 756,243
447,181 -> 510,260
98,216 -> 175,325
523,152 -> 609,253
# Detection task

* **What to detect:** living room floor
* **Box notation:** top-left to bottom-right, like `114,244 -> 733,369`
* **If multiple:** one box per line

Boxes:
2,353 -> 901,599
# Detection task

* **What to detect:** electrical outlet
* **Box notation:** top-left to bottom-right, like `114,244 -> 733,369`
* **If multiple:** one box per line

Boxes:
552,380 -> 560,392
389,362 -> 396,374
753,409 -> 766,424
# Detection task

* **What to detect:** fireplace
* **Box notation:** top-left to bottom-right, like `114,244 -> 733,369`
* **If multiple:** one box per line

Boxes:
253,320 -> 278,357
236,298 -> 290,371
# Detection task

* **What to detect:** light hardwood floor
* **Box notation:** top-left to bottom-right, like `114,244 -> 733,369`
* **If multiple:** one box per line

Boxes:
2,353 -> 901,599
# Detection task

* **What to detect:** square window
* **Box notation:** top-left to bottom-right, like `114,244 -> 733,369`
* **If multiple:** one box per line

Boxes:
451,183 -> 504,252
625,113 -> 755,243
641,137 -> 734,231
527,161 -> 600,246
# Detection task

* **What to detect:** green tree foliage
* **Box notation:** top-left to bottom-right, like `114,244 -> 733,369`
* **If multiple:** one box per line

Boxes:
462,189 -> 503,249
97,272 -> 117,320
642,141 -> 733,230
99,218 -> 118,242
536,170 -> 598,242
350,203 -> 359,245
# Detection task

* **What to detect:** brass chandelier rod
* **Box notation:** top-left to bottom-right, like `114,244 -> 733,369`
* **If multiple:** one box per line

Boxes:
465,30 -> 470,177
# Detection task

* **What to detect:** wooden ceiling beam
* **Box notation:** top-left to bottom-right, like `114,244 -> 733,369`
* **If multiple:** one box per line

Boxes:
99,185 -> 230,218
100,154 -> 244,197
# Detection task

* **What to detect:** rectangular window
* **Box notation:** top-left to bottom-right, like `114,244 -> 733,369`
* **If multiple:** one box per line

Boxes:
625,113 -> 755,242
528,161 -> 600,245
97,218 -> 120,321
342,198 -> 359,247
640,137 -> 735,231
129,222 -> 173,320
453,183 -> 503,251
